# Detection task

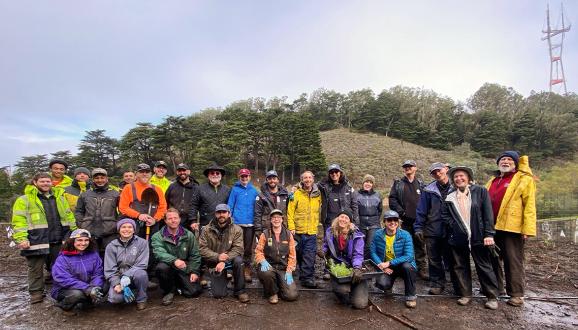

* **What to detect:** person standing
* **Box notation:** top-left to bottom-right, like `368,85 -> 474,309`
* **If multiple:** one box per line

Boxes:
48,159 -> 73,190
150,161 -> 171,193
389,160 -> 427,279
253,170 -> 289,237
64,167 -> 91,213
319,164 -> 359,229
11,172 -> 76,304
165,163 -> 199,228
198,204 -> 249,302
442,166 -> 500,310
152,208 -> 202,305
356,174 -> 382,259
486,151 -> 536,307
414,162 -> 452,295
189,164 -> 231,232
227,168 -> 259,283
287,171 -> 322,289
75,168 -> 120,256
119,170 -> 135,190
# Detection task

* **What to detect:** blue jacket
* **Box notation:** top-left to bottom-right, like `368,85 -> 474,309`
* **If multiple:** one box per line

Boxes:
414,181 -> 447,238
227,182 -> 259,226
370,228 -> 416,270
51,250 -> 104,299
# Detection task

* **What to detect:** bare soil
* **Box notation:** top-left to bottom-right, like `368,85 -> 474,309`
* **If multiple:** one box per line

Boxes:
1,233 -> 577,330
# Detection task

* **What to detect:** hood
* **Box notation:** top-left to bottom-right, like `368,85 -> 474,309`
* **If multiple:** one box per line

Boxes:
25,184 -> 63,198
297,182 -> 321,197
259,183 -> 288,196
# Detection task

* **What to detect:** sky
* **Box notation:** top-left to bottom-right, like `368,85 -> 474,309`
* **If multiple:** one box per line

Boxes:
0,0 -> 576,169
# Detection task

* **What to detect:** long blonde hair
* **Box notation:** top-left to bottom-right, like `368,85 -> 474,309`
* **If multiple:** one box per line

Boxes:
330,215 -> 354,238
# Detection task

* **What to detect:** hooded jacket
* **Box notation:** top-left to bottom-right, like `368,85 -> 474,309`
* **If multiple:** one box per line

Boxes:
103,235 -> 149,287
253,183 -> 289,234
414,181 -> 450,238
485,155 -> 536,236
165,176 -> 199,218
198,218 -> 244,265
370,228 -> 417,269
51,174 -> 73,190
151,226 -> 201,275
322,226 -> 365,269
442,184 -> 495,247
356,189 -> 383,230
319,174 -> 359,226
11,185 -> 76,256
75,184 -> 120,239
51,250 -> 104,299
150,175 -> 171,193
227,181 -> 259,226
64,179 -> 91,212
189,182 -> 231,226
287,183 -> 322,235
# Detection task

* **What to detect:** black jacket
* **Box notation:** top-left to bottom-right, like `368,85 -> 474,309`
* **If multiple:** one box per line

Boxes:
253,183 -> 289,234
189,182 -> 231,226
441,185 -> 495,247
319,176 -> 359,226
356,189 -> 382,230
388,177 -> 423,219
165,176 -> 199,218
75,184 -> 120,239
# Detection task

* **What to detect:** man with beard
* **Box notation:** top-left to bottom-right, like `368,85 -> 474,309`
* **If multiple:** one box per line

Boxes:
189,164 -> 231,232
253,170 -> 289,238
198,204 -> 248,302
165,163 -> 199,228
486,151 -> 536,307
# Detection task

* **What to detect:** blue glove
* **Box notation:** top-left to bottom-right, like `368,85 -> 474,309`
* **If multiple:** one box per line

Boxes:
122,286 -> 135,303
260,260 -> 272,272
120,276 -> 131,288
285,272 -> 294,285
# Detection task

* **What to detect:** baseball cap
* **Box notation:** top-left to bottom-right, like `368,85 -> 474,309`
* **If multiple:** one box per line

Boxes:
428,162 -> 446,174
176,163 -> 189,170
70,229 -> 91,239
328,164 -> 342,172
154,161 -> 168,168
402,160 -> 417,167
91,168 -> 108,177
136,163 -> 151,172
215,204 -> 231,213
269,209 -> 283,217
265,170 -> 278,178
238,168 -> 251,176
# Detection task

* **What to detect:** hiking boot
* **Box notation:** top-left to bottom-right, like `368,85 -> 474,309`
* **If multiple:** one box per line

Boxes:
405,300 -> 417,308
485,299 -> 499,310
507,297 -> 524,307
428,287 -> 443,295
30,292 -> 44,304
418,270 -> 429,281
162,293 -> 175,306
237,293 -> 250,303
322,273 -> 331,281
136,302 -> 147,311
457,297 -> 471,306
268,294 -> 279,304
244,266 -> 253,283
302,280 -> 317,289
60,308 -> 77,316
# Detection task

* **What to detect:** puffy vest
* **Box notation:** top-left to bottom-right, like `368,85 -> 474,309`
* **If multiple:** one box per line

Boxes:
263,227 -> 291,270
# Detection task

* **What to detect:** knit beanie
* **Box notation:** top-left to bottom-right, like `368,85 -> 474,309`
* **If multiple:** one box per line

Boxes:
337,210 -> 354,222
362,174 -> 375,184
74,167 -> 90,176
116,218 -> 136,231
496,151 -> 520,167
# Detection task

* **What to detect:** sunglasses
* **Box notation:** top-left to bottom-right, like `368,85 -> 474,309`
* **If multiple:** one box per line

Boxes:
385,218 -> 399,223
329,171 -> 340,175
208,171 -> 222,175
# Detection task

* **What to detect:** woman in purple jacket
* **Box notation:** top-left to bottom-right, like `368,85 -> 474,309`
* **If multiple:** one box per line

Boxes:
322,210 -> 367,309
51,229 -> 104,315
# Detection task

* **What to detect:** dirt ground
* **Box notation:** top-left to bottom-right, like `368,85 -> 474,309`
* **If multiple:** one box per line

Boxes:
1,233 -> 577,330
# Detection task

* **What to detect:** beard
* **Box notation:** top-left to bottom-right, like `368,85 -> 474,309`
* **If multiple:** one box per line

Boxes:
499,165 -> 514,174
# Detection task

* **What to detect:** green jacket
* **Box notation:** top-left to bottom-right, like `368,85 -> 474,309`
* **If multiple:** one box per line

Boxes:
151,227 -> 201,275
11,185 -> 77,256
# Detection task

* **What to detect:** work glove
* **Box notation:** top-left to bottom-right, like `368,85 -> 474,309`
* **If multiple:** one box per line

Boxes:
120,276 -> 131,289
89,287 -> 104,304
488,244 -> 501,258
285,272 -> 294,285
122,286 -> 135,303
260,260 -> 272,272
351,268 -> 363,284
415,231 -> 424,242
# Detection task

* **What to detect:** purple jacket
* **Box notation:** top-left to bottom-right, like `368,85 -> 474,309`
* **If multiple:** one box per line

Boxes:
51,250 -> 104,299
322,227 -> 365,269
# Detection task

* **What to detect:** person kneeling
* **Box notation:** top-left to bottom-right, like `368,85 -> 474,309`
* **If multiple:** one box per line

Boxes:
51,229 -> 105,315
323,211 -> 368,309
370,210 -> 417,308
104,218 -> 149,310
255,209 -> 299,304
152,208 -> 202,306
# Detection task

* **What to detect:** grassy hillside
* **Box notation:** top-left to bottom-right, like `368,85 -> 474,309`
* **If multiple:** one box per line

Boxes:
320,128 -> 496,191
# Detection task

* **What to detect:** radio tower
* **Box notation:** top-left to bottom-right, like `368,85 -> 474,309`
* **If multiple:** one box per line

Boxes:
542,3 -> 571,94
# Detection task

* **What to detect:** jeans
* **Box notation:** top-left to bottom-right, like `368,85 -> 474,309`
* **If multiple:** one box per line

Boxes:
375,262 -> 417,300
257,268 -> 298,301
155,262 -> 202,297
294,234 -> 317,282
108,269 -> 149,303
331,278 -> 369,309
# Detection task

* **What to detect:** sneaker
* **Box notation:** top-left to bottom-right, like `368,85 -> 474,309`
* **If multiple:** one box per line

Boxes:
322,273 -> 331,281
268,294 -> 279,304
237,293 -> 250,303
302,280 -> 317,289
136,302 -> 147,311
405,300 -> 417,308
162,293 -> 175,306
485,299 -> 498,310
30,292 -> 44,304
457,297 -> 471,306
428,287 -> 443,295
507,297 -> 524,307
243,266 -> 253,283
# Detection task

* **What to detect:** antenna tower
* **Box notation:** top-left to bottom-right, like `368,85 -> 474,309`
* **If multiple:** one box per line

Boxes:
542,3 -> 571,94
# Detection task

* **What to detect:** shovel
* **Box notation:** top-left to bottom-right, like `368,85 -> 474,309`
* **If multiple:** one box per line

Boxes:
141,187 -> 159,241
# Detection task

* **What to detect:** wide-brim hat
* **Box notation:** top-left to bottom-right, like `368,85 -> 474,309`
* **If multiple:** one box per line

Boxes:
203,164 -> 226,177
448,166 -> 474,183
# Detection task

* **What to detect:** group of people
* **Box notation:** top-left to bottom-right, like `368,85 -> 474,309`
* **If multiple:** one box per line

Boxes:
10,149 -> 536,315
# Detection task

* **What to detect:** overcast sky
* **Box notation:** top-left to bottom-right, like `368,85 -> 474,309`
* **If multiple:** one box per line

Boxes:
1,0 -> 576,169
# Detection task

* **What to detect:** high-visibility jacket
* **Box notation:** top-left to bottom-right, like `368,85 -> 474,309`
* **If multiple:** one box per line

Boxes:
150,176 -> 171,193
51,174 -> 73,190
11,185 -> 77,256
